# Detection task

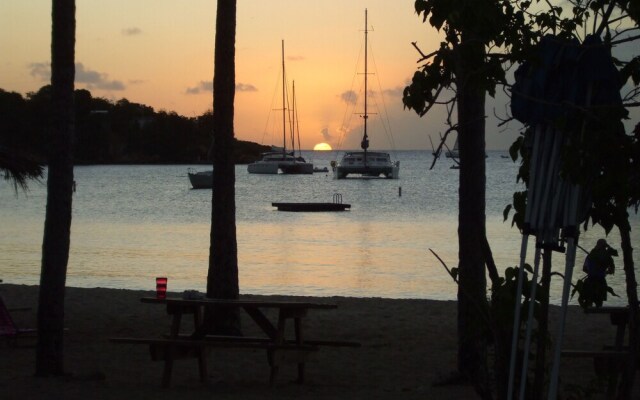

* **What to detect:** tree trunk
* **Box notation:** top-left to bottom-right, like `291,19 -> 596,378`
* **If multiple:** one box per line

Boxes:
36,0 -> 75,376
618,224 -> 638,398
455,33 -> 489,397
206,0 -> 240,333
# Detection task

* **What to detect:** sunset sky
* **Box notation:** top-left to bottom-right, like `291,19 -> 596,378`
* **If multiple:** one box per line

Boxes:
3,1 -> 635,151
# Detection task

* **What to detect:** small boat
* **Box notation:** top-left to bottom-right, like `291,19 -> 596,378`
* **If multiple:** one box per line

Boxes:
313,166 -> 329,173
445,136 -> 459,159
332,10 -> 399,180
187,168 -> 213,189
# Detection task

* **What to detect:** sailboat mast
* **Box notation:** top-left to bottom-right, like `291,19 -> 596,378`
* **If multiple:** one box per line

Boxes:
292,81 -> 301,157
361,9 -> 370,160
281,39 -> 286,156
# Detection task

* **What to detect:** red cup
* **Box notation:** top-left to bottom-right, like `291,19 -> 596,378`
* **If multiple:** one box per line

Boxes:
156,277 -> 167,299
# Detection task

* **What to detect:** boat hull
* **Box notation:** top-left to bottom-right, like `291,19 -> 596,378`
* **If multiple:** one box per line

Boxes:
334,165 -> 399,179
247,162 -> 280,174
280,162 -> 313,174
247,151 -> 313,174
188,170 -> 213,189
332,151 -> 399,179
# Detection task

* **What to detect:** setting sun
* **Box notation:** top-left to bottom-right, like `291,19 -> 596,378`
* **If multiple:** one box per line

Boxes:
313,143 -> 332,151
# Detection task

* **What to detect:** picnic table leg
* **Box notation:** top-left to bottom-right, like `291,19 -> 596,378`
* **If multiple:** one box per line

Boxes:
161,345 -> 174,388
295,316 -> 305,384
605,316 -> 628,398
162,307 -> 186,387
196,345 -> 208,383
268,357 -> 279,386
191,307 -> 208,382
170,312 -> 182,337
268,309 -> 288,385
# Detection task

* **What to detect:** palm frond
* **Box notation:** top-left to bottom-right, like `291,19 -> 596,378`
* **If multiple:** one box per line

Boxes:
0,146 -> 44,192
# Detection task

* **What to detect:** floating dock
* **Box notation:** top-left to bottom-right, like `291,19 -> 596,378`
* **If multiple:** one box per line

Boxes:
272,202 -> 351,212
273,193 -> 350,212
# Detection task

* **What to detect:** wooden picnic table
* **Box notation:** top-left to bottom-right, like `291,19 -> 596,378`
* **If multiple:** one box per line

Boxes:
563,306 -> 634,398
111,296 -> 358,387
584,306 -> 630,350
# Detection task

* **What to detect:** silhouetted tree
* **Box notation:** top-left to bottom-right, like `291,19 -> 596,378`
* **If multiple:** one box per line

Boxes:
36,0 -> 75,376
405,1 -> 638,398
205,0 -> 240,332
0,89 -> 43,190
404,2 -> 502,394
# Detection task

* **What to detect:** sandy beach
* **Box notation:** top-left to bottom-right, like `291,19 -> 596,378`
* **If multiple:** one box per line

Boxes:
0,284 -> 634,399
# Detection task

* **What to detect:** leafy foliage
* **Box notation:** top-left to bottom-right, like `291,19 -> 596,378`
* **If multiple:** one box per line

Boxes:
501,1 -> 640,236
491,264 -> 546,329
572,276 -> 619,308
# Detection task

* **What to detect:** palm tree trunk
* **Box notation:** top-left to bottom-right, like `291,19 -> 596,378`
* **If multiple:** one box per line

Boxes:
36,0 -> 75,376
456,32 -> 489,397
205,0 -> 240,334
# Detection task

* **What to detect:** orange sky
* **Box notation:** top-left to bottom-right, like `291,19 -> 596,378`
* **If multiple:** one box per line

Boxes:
4,1 -> 635,151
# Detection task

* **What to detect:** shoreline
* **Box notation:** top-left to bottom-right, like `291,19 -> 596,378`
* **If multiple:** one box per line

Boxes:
0,284 -> 633,399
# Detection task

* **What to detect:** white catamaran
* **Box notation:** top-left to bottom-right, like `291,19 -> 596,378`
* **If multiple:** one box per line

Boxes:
332,9 -> 399,180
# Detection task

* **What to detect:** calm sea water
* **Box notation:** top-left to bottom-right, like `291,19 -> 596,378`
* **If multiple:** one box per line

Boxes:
1,150 -> 637,304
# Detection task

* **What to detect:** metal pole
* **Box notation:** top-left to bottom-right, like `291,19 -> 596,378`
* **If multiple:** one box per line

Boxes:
518,246 -> 542,399
547,186 -> 580,400
508,124 -> 544,400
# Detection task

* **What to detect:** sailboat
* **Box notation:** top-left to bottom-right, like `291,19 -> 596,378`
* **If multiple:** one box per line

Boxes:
247,41 -> 313,175
445,135 -> 459,158
332,9 -> 399,179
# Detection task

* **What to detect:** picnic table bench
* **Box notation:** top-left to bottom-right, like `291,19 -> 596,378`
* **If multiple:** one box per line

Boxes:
110,297 -> 359,387
561,306 -> 637,398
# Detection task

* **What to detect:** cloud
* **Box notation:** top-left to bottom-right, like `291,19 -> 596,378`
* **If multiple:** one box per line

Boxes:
340,90 -> 357,104
321,127 -> 332,142
122,27 -> 142,36
287,55 -> 305,61
186,81 -> 257,94
28,62 -> 49,80
186,81 -> 212,94
28,62 -> 125,90
236,83 -> 257,92
76,63 -> 125,90
383,86 -> 404,97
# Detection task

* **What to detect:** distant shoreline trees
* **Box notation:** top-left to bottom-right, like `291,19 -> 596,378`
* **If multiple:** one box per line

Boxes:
0,86 -> 269,165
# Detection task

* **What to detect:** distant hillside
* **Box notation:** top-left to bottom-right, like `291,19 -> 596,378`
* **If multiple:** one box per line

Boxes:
229,139 -> 271,164
0,85 -> 270,165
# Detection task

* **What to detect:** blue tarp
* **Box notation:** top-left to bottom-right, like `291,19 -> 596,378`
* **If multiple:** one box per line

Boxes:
511,34 -> 623,126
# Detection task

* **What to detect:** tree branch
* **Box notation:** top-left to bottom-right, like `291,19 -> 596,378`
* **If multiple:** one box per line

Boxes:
419,84 -> 446,117
428,248 -> 492,325
610,34 -> 640,46
411,41 -> 438,63
595,0 -> 618,37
